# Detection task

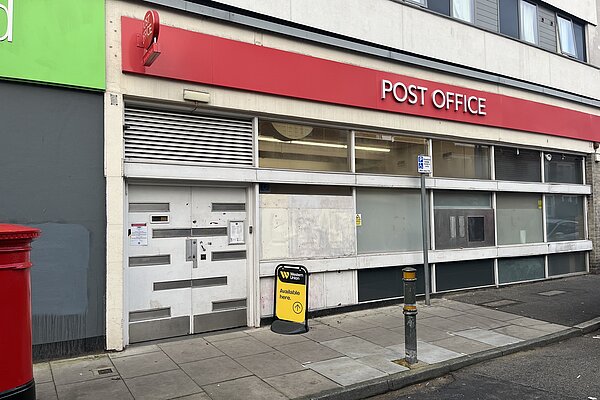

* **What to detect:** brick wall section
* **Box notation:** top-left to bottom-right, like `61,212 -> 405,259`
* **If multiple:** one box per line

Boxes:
586,154 -> 599,273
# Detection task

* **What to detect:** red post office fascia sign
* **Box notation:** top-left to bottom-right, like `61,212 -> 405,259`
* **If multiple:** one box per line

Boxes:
121,16 -> 599,142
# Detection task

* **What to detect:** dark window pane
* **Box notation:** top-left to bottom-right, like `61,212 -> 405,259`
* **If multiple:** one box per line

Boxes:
544,152 -> 583,184
573,22 -> 585,61
499,0 -> 519,38
495,146 -> 541,181
498,256 -> 545,283
428,0 -> 451,16
468,217 -> 485,242
546,194 -> 585,242
358,265 -> 428,302
436,259 -> 494,291
548,252 -> 586,276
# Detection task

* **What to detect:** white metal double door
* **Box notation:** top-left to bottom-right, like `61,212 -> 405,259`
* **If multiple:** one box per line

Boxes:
127,185 -> 248,343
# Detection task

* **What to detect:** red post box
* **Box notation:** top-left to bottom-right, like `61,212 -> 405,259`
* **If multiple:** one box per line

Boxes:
0,224 -> 40,400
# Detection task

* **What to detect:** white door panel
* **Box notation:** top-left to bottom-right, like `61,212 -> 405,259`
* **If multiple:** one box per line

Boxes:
127,185 -> 249,343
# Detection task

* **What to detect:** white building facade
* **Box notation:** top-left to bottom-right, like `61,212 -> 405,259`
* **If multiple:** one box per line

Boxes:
104,0 -> 600,349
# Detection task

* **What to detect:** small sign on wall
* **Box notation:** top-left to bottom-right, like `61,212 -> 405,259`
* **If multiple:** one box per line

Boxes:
356,213 -> 362,227
228,220 -> 245,245
130,223 -> 148,246
417,154 -> 432,174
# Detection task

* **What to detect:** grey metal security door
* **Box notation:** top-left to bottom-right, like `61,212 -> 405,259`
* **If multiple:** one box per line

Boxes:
127,185 -> 248,343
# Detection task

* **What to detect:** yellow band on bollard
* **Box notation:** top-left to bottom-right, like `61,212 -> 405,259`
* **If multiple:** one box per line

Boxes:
403,270 -> 416,280
403,305 -> 417,311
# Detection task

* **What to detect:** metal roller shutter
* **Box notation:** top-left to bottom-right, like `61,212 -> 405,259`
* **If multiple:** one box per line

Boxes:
124,107 -> 254,166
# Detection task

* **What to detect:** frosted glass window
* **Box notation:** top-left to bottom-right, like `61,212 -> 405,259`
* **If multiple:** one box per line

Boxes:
432,140 -> 490,179
544,153 -> 583,184
497,193 -> 543,245
520,1 -> 538,45
452,0 -> 474,22
434,191 -> 491,209
498,256 -> 545,284
355,132 -> 427,176
548,252 -> 586,276
258,121 -> 349,172
557,16 -> 577,57
356,188 -> 423,254
546,194 -> 585,242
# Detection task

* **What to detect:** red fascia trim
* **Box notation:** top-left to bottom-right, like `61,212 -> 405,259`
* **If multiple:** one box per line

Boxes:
121,17 -> 599,142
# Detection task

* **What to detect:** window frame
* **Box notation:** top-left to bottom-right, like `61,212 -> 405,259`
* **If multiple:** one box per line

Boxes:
556,14 -> 586,62
556,14 -> 578,58
519,0 -> 539,45
406,0 -> 427,6
451,0 -> 474,23
423,0 -> 474,23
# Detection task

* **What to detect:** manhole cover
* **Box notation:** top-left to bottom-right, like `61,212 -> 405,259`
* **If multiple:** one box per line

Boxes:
480,299 -> 519,308
538,290 -> 567,297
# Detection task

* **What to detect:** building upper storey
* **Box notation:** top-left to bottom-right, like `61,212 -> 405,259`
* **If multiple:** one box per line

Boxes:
155,0 -> 599,102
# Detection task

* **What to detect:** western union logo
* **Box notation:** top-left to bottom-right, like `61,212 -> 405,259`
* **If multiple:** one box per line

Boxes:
280,271 -> 290,279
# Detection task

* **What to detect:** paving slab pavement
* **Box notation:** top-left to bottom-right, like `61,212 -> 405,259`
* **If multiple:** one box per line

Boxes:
35,275 -> 600,400
447,274 -> 600,326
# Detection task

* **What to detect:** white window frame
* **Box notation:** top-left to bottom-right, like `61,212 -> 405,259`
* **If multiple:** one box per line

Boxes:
556,15 -> 578,58
519,0 -> 539,45
406,0 -> 427,6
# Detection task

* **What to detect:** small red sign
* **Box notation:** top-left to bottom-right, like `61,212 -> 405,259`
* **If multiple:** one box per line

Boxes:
142,10 -> 160,50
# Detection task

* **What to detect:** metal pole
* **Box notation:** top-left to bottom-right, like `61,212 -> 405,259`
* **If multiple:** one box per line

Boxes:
420,173 -> 431,306
403,267 -> 418,365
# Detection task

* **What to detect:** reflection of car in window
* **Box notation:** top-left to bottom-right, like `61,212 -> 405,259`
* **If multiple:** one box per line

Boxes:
547,219 -> 580,241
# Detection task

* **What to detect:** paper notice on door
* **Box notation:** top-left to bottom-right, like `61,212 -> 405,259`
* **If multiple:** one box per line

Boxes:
228,220 -> 245,245
130,223 -> 149,246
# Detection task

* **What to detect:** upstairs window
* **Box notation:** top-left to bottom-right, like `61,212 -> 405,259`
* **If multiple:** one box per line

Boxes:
557,16 -> 586,61
427,0 -> 474,23
499,0 -> 520,39
452,0 -> 474,23
573,22 -> 585,61
519,1 -> 538,44
428,0 -> 451,16
500,0 -> 538,44
557,16 -> 576,57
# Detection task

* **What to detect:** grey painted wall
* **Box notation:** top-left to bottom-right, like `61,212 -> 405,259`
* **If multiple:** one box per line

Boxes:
0,81 -> 105,347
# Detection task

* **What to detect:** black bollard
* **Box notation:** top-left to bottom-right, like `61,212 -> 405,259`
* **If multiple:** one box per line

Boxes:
403,267 -> 418,364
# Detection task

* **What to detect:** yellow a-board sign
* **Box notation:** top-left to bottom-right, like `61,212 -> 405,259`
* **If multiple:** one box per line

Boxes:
272,264 -> 309,333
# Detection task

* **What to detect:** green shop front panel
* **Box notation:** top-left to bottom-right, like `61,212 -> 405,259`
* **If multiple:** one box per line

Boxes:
436,259 -> 495,291
0,0 -> 105,89
358,265 -> 428,302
